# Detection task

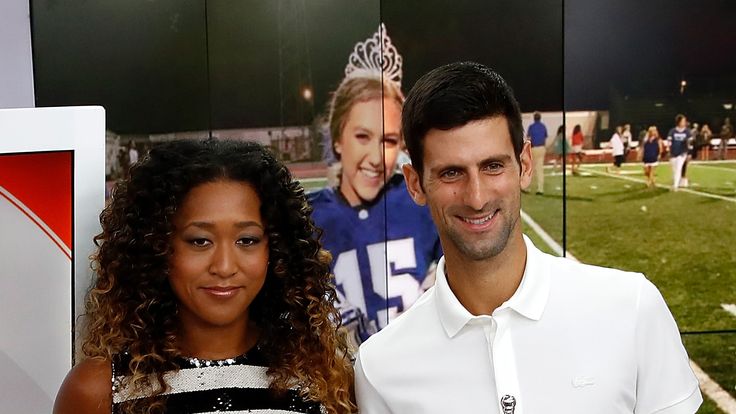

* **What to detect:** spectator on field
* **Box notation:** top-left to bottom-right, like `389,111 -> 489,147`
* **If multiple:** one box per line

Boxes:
526,111 -> 548,194
680,122 -> 698,185
667,114 -> 692,190
570,124 -> 584,175
719,117 -> 733,160
640,126 -> 665,188
127,142 -> 139,166
700,124 -> 713,160
549,125 -> 569,173
638,126 -> 648,143
608,125 -> 625,174
690,123 -> 705,161
622,123 -> 633,154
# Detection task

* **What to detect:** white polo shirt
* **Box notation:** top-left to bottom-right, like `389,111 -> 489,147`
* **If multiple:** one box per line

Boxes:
355,236 -> 702,414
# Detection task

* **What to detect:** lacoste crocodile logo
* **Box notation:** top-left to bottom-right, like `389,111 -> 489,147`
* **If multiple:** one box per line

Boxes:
572,376 -> 596,388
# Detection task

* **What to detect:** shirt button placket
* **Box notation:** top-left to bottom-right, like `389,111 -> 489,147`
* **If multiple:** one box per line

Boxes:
493,313 -> 522,414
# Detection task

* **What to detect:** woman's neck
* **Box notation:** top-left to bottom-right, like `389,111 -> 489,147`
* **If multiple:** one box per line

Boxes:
176,318 -> 259,360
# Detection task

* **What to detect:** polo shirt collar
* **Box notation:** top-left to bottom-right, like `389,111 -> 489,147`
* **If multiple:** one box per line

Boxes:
435,235 -> 551,338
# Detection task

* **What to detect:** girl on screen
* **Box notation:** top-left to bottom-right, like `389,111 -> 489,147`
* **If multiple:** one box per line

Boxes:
309,24 -> 441,344
54,140 -> 355,414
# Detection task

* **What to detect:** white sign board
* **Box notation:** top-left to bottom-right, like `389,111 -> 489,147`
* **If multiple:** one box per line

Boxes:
0,106 -> 105,412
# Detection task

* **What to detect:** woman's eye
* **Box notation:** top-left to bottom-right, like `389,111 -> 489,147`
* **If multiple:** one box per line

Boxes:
356,133 -> 370,141
383,136 -> 399,147
189,238 -> 211,247
237,237 -> 260,246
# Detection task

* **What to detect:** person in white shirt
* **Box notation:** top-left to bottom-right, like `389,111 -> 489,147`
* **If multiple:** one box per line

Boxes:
127,142 -> 139,166
622,123 -> 633,150
354,61 -> 702,414
608,125 -> 625,174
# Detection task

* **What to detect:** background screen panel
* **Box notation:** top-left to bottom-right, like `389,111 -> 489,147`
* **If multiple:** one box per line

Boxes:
564,0 -> 736,406
0,150 -> 73,413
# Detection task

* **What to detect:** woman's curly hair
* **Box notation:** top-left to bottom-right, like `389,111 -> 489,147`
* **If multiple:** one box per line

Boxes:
82,139 -> 355,413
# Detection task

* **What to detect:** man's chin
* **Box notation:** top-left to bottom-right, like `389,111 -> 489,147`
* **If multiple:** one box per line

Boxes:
458,245 -> 504,261
448,229 -> 510,261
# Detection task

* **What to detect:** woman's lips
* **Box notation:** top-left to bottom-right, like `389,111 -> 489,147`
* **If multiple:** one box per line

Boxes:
201,286 -> 242,298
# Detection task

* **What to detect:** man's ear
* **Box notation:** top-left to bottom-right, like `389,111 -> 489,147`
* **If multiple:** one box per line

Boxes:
519,140 -> 532,190
402,163 -> 427,206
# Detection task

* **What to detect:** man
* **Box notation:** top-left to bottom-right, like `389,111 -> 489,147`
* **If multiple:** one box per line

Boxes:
354,62 -> 702,414
526,111 -> 547,194
667,114 -> 692,190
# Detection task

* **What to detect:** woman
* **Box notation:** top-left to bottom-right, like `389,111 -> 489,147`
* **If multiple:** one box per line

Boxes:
54,140 -> 355,413
550,125 -> 569,173
608,125 -> 625,174
310,72 -> 441,345
569,124 -> 584,174
700,123 -> 712,160
310,25 -> 440,344
640,126 -> 664,187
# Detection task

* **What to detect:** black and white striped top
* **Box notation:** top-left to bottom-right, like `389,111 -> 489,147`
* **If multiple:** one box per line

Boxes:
111,347 -> 324,413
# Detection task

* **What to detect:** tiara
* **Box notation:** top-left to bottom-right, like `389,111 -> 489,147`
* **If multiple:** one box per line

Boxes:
344,23 -> 403,86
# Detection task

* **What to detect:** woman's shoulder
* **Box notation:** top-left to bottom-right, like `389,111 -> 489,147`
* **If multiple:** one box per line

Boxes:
53,358 -> 112,414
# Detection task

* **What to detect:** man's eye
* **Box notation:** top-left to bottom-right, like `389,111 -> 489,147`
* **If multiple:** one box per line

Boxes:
485,163 -> 504,172
441,170 -> 460,179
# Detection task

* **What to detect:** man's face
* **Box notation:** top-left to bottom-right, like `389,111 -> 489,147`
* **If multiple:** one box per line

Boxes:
404,116 -> 532,261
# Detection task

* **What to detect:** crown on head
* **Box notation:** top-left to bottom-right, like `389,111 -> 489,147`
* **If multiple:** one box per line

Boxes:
344,23 -> 403,86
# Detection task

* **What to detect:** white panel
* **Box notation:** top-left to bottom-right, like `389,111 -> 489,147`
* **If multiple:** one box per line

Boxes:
0,106 -> 106,411
0,192 -> 71,410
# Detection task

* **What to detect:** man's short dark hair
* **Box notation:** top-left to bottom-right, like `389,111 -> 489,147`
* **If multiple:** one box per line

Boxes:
402,61 -> 524,177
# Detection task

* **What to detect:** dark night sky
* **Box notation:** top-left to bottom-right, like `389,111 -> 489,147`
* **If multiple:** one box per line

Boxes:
31,0 -> 735,134
565,0 -> 736,109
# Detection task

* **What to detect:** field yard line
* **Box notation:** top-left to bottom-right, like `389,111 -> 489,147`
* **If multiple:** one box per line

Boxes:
521,210 -> 736,413
690,362 -> 736,413
691,164 -> 736,174
520,210 -> 578,261
580,167 -> 736,204
722,304 -> 736,318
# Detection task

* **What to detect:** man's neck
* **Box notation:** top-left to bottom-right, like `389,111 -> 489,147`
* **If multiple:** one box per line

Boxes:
443,234 -> 527,316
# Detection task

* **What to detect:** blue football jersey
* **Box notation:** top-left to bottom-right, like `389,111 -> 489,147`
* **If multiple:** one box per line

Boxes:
309,175 -> 442,333
667,127 -> 692,157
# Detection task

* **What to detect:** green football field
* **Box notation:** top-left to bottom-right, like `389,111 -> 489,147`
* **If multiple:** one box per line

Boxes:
299,161 -> 736,412
521,161 -> 736,413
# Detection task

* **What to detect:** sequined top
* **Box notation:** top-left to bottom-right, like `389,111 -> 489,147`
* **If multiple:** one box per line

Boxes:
111,346 -> 324,413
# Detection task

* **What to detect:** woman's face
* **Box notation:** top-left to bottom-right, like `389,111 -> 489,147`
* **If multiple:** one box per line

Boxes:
335,97 -> 401,206
169,180 -> 269,331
